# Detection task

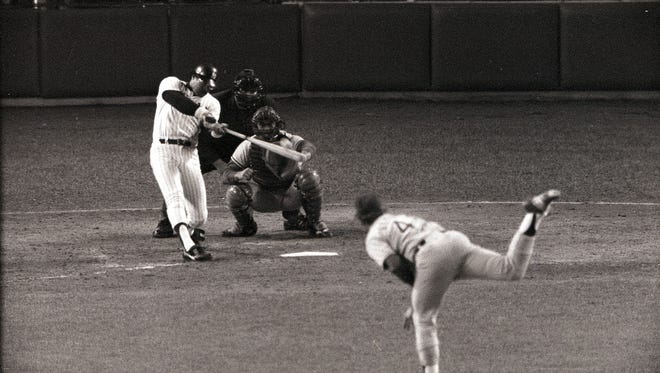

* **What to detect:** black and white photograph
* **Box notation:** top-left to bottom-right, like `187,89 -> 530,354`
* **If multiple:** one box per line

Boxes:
1,0 -> 658,372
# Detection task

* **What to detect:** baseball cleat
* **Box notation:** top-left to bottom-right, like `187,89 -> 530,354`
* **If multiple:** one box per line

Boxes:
309,221 -> 332,238
153,218 -> 177,238
524,189 -> 561,216
182,245 -> 212,261
222,220 -> 258,237
283,213 -> 309,231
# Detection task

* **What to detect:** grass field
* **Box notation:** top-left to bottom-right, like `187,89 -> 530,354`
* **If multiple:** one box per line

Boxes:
2,98 -> 659,372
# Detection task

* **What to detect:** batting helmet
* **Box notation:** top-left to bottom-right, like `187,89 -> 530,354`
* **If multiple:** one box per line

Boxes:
355,192 -> 387,225
251,106 -> 284,142
193,63 -> 218,84
233,69 -> 265,109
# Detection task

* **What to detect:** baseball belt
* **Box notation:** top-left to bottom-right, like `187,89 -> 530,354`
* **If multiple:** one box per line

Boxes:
159,138 -> 192,147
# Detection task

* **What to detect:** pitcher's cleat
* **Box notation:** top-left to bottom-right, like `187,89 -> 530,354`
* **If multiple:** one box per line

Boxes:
524,189 -> 561,216
153,218 -> 177,238
222,220 -> 258,237
309,221 -> 332,238
182,245 -> 212,261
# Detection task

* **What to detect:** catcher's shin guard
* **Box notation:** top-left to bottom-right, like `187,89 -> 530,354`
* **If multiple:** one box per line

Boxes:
223,184 -> 257,237
296,169 -> 331,237
296,169 -> 323,223
282,210 -> 308,231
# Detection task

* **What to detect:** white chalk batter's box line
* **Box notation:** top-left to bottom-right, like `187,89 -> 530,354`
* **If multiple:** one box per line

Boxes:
36,262 -> 185,280
2,201 -> 659,215
32,252 -> 337,281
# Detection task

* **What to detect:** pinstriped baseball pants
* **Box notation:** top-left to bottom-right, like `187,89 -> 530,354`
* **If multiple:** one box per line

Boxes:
150,143 -> 207,230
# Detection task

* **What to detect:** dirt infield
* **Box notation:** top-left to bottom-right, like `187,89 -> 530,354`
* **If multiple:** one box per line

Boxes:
2,98 -> 659,372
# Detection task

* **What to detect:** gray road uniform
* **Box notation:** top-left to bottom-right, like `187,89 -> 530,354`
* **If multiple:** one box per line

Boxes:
364,190 -> 559,370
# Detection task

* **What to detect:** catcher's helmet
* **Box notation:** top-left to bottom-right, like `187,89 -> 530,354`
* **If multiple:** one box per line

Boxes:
233,69 -> 265,109
355,192 -> 387,225
193,63 -> 218,84
251,106 -> 284,142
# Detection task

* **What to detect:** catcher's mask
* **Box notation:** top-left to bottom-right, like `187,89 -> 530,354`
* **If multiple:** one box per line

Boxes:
233,69 -> 265,109
355,192 -> 387,225
251,106 -> 284,142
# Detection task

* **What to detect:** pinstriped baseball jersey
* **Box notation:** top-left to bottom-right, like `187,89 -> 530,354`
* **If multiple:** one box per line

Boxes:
152,77 -> 220,144
365,213 -> 445,268
150,76 -> 220,230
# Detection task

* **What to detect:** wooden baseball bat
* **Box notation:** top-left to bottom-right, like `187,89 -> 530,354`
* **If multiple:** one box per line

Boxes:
222,127 -> 311,163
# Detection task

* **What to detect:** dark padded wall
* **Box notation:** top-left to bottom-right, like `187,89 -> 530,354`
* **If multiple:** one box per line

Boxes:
170,4 -> 300,92
40,6 -> 169,98
561,3 -> 660,90
432,3 -> 559,91
1,9 -> 40,97
2,3 -> 658,98
302,4 -> 430,91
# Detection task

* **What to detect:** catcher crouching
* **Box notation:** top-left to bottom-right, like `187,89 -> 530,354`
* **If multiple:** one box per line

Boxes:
220,106 -> 331,238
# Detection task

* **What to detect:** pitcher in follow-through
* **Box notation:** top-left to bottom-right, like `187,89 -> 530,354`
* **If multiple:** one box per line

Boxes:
149,63 -> 225,261
355,189 -> 560,373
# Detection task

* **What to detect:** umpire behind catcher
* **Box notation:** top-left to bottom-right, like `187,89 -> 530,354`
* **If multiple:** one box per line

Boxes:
152,69 -> 275,238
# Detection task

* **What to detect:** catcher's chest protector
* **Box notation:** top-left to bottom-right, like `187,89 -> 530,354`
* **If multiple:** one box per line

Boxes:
249,143 -> 295,190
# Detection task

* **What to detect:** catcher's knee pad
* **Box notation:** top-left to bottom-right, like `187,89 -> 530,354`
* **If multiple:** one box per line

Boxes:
295,169 -> 323,221
226,184 -> 252,210
296,169 -> 322,196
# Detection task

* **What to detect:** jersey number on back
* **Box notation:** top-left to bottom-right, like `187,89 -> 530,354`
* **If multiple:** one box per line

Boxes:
394,221 -> 414,233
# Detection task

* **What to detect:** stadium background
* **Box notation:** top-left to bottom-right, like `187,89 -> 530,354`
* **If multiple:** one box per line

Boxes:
1,1 -> 659,101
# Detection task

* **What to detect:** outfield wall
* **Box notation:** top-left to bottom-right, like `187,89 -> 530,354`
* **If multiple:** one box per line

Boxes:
1,2 -> 658,98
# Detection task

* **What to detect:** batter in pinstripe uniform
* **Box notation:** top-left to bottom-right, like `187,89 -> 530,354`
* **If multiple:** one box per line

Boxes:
150,63 -> 224,261
151,69 -> 276,238
355,189 -> 560,372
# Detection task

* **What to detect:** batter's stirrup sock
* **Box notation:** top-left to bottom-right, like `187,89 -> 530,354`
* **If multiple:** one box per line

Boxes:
191,228 -> 206,244
175,223 -> 195,250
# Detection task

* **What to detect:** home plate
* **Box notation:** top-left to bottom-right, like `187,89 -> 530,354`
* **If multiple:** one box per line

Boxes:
280,251 -> 339,258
